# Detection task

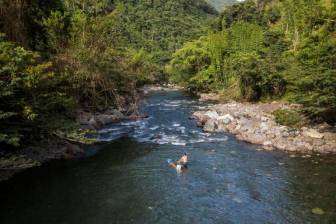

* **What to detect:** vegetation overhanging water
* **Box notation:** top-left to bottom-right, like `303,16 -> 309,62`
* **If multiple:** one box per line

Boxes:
0,90 -> 335,224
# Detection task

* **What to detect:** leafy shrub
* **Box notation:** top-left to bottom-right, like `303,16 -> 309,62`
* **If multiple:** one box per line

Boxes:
272,109 -> 302,128
0,36 -> 76,146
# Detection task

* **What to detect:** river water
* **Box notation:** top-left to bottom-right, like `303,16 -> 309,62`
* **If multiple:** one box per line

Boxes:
0,90 -> 335,224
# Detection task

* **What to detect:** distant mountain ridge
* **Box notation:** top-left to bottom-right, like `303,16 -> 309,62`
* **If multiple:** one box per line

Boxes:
206,0 -> 237,11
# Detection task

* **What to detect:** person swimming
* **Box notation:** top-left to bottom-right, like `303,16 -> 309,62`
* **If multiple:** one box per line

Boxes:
169,153 -> 188,171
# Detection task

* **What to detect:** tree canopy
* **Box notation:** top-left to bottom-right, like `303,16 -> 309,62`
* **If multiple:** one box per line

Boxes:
0,0 -> 216,147
167,0 -> 336,122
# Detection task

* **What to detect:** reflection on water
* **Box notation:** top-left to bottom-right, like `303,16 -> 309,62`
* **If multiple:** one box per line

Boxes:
0,90 -> 335,224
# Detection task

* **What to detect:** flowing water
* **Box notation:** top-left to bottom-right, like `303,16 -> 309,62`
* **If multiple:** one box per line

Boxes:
1,90 -> 336,224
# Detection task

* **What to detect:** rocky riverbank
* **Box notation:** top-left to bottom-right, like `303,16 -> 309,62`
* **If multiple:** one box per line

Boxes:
76,107 -> 146,130
193,94 -> 336,153
0,103 -> 147,182
0,85 -> 183,182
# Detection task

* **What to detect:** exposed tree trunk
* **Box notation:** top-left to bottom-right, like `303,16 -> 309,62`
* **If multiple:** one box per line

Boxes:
0,0 -> 29,47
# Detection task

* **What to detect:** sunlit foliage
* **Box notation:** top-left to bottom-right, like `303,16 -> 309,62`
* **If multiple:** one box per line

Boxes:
168,0 -> 336,122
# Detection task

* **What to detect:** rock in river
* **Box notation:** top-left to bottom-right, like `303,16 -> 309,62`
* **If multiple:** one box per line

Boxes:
218,114 -> 234,125
204,119 -> 218,132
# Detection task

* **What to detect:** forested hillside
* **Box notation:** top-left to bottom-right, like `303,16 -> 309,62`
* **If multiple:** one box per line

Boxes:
0,0 -> 215,147
1,0 -> 335,148
167,0 -> 336,123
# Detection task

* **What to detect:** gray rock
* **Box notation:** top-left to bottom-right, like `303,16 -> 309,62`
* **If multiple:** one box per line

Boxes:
263,146 -> 274,151
204,111 -> 219,119
88,117 -> 99,129
192,111 -> 210,125
266,133 -> 276,139
261,116 -> 269,122
95,114 -> 120,126
216,122 -> 228,132
274,141 -> 287,150
303,128 -> 324,139
246,133 -> 267,145
199,93 -> 220,102
204,119 -> 218,132
218,114 -> 234,125
282,132 -> 290,137
263,141 -> 273,146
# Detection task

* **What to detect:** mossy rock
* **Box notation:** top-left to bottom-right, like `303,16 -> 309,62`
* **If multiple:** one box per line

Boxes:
54,128 -> 97,145
311,207 -> 324,215
0,155 -> 40,170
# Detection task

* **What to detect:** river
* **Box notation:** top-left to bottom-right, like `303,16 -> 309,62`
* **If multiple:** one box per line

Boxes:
0,90 -> 335,223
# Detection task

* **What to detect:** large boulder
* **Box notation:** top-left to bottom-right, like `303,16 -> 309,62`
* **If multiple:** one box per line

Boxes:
204,119 -> 218,132
245,133 -> 267,145
95,114 -> 120,126
199,93 -> 221,102
88,117 -> 99,129
192,111 -> 210,125
263,141 -> 273,146
216,122 -> 228,132
302,128 -> 324,139
218,114 -> 234,125
260,122 -> 270,133
77,109 -> 126,129
204,110 -> 219,119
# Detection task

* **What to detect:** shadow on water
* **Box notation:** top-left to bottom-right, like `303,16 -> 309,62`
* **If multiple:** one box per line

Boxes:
0,138 -> 156,224
0,90 -> 336,224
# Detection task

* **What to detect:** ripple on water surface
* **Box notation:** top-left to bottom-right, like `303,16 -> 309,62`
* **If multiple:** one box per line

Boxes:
0,90 -> 336,224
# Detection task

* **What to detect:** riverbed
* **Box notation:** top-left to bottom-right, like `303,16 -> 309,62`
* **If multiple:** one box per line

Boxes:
0,90 -> 335,223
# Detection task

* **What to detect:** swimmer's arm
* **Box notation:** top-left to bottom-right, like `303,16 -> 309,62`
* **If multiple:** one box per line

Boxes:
169,163 -> 176,168
176,157 -> 183,164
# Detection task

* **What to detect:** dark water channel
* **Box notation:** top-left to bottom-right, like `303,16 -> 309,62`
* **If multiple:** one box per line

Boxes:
1,90 -> 336,224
